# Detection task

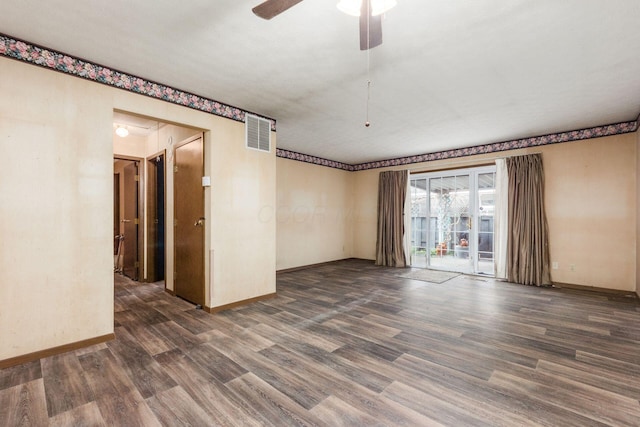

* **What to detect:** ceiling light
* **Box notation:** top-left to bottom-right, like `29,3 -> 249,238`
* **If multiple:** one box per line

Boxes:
337,0 -> 397,17
115,126 -> 129,138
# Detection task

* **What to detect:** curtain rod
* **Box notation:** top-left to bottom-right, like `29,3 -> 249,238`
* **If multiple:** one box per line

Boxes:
408,151 -> 543,172
491,151 -> 543,160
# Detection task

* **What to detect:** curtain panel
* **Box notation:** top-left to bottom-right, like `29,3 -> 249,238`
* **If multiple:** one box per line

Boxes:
375,170 -> 408,267
506,154 -> 551,286
494,159 -> 509,279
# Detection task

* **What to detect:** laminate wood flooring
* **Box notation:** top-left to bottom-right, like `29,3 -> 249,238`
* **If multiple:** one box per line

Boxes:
2,259 -> 640,426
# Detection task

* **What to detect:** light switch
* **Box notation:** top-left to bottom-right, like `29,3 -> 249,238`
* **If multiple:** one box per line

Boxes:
202,176 -> 211,187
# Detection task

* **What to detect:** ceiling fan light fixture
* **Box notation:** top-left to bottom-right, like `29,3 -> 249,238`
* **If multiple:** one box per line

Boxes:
337,0 -> 396,17
115,125 -> 129,138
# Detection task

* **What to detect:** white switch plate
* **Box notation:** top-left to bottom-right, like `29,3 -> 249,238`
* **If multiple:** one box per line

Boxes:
552,262 -> 558,270
202,176 -> 211,187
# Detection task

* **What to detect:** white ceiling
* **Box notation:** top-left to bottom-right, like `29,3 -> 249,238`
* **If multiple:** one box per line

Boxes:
2,0 -> 640,164
113,112 -> 160,137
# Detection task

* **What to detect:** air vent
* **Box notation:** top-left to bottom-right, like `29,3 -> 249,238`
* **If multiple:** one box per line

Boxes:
245,114 -> 271,152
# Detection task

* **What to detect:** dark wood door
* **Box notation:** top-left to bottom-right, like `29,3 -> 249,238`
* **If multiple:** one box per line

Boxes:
122,161 -> 139,280
174,136 -> 204,306
113,173 -> 120,254
147,154 -> 165,283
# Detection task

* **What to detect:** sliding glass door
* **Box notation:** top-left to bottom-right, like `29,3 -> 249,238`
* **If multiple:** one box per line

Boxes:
410,166 -> 496,275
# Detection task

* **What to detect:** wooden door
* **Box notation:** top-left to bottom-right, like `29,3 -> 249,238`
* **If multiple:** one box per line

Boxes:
174,136 -> 204,307
147,154 -> 166,283
113,173 -> 120,254
122,161 -> 139,280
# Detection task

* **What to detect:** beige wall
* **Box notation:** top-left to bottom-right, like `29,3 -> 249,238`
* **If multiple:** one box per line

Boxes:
0,59 -> 114,361
544,134 -> 636,291
113,133 -> 147,158
637,129 -> 640,296
209,121 -> 276,305
353,168 -> 381,260
351,133 -> 637,291
0,57 -> 276,362
276,158 -> 354,270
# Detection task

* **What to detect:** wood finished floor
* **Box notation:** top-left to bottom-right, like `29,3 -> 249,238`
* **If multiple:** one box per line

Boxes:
2,259 -> 640,426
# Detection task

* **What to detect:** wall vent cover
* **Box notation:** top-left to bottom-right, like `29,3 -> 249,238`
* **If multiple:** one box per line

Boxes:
245,114 -> 271,152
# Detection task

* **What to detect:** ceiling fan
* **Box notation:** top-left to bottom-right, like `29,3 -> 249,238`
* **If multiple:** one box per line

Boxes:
252,0 -> 389,50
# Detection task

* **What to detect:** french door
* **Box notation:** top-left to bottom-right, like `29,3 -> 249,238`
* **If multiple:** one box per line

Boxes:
409,166 -> 496,275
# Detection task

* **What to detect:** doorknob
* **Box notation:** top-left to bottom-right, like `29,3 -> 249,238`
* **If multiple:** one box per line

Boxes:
194,217 -> 205,227
121,219 -> 131,223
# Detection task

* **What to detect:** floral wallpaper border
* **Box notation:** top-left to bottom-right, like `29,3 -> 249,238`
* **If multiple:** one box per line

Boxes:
275,149 -> 354,171
0,33 -> 276,130
278,120 -> 639,172
2,33 -> 637,172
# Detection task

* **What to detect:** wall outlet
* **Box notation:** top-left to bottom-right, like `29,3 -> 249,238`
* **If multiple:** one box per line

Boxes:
570,264 -> 576,272
552,262 -> 558,270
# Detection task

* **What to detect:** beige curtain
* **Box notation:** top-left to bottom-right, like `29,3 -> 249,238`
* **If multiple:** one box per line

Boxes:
506,154 -> 551,286
375,170 -> 408,267
403,175 -> 412,266
494,159 -> 508,279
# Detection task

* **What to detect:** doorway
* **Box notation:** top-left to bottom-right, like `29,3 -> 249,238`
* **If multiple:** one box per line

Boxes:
113,111 -> 204,300
113,158 -> 142,281
410,166 -> 496,275
146,152 -> 166,283
173,134 -> 205,307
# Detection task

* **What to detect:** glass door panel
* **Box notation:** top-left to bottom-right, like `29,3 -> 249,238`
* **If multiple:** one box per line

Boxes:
477,172 -> 496,274
428,174 -> 472,273
409,178 -> 428,268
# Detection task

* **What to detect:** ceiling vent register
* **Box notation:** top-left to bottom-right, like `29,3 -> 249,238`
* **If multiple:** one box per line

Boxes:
245,114 -> 271,152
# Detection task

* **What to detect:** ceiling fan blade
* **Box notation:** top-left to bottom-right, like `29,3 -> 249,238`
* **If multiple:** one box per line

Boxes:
359,0 -> 383,50
252,0 -> 304,20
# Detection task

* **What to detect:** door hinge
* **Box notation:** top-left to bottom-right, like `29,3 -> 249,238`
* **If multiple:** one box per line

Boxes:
174,219 -> 178,227
135,261 -> 140,268
174,165 -> 178,173
134,174 -> 140,182
134,218 -> 139,225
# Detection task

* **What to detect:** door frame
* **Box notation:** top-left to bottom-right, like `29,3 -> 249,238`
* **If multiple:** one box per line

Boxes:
146,150 -> 166,283
113,173 -> 120,257
113,156 -> 145,281
410,165 -> 496,275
